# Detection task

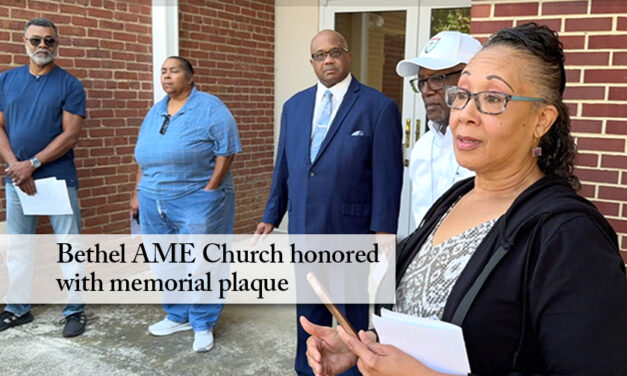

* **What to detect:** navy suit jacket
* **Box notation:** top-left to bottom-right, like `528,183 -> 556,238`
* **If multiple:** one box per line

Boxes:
262,76 -> 403,234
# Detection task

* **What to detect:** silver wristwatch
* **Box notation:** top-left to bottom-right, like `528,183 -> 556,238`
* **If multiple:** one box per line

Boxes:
29,157 -> 42,169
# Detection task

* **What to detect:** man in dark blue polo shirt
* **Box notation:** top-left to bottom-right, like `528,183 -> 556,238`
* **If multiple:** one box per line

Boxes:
0,18 -> 86,337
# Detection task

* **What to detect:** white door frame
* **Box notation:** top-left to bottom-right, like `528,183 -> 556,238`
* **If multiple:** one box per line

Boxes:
151,0 -> 179,103
320,2 -> 420,238
319,0 -> 471,238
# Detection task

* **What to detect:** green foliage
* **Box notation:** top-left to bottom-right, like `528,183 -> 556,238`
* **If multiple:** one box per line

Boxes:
431,8 -> 471,37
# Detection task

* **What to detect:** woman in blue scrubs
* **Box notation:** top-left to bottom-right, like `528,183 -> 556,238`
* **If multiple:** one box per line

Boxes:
131,56 -> 241,353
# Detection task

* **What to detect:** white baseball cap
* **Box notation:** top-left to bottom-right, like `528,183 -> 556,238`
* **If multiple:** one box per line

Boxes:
396,31 -> 482,77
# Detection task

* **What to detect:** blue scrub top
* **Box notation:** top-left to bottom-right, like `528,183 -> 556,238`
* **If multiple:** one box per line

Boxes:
135,87 -> 242,199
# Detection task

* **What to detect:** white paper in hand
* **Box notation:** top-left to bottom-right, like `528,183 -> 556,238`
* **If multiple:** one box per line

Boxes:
372,308 -> 470,375
15,177 -> 73,215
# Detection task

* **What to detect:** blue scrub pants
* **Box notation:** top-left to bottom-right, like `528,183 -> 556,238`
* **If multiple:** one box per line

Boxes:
138,184 -> 235,331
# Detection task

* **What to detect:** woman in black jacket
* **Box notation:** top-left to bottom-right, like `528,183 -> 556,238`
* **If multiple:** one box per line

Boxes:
301,23 -> 627,376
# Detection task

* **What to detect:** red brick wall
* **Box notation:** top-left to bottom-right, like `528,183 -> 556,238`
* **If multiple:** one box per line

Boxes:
0,0 -> 275,235
178,0 -> 275,233
470,0 -> 627,261
0,0 -> 153,234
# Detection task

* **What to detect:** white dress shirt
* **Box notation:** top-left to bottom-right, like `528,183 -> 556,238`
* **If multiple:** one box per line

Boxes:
409,120 -> 474,226
311,74 -> 352,138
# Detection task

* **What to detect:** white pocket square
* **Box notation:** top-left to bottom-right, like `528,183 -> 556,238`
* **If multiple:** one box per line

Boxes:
351,130 -> 365,136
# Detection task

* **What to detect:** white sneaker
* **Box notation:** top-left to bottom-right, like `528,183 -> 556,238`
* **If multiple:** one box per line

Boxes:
148,317 -> 192,336
193,330 -> 214,352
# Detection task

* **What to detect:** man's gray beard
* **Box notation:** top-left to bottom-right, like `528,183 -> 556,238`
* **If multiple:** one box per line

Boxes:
25,46 -> 56,66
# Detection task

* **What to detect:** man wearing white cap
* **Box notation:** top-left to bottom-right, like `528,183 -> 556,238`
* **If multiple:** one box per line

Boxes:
396,31 -> 481,226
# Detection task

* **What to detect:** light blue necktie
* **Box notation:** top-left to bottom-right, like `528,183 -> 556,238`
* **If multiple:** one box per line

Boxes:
310,90 -> 332,162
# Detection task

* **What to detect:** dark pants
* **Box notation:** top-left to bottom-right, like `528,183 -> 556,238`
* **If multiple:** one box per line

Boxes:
295,303 -> 369,376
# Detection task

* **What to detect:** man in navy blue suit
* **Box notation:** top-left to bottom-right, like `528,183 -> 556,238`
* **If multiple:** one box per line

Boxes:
255,30 -> 403,375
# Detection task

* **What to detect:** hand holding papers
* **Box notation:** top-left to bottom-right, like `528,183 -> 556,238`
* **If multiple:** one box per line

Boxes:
372,309 -> 470,375
15,177 -> 73,215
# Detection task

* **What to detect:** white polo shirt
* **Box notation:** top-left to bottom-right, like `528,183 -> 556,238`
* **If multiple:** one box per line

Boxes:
409,120 -> 474,226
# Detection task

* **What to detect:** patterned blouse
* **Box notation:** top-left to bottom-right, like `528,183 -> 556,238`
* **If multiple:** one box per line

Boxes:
394,203 -> 498,319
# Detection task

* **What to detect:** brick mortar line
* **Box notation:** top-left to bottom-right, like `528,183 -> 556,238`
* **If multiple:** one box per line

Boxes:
584,189 -> 627,198
473,0 -> 624,12
564,71 -> 627,74
471,30 -> 627,38
579,182 -> 627,189
471,15 -> 622,21
612,15 -> 618,31
559,49 -> 624,52
571,116 -> 627,122
564,98 -> 627,104
573,136 -> 627,141
575,121 -> 627,126
565,31 -> 627,36
573,152 -> 627,159
591,200 -> 627,206
470,28 -> 627,32
576,168 -> 627,174
577,178 -> 627,184
573,156 -> 627,163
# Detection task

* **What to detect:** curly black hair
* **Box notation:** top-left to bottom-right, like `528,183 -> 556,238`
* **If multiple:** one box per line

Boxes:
484,23 -> 579,189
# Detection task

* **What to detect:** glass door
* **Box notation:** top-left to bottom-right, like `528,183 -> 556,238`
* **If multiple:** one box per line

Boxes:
321,3 -> 420,239
405,2 -> 471,237
321,1 -> 470,238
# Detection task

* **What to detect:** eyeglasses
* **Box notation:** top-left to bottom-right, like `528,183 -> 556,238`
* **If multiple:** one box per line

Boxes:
27,37 -> 57,48
445,85 -> 547,115
409,70 -> 463,93
159,114 -> 171,135
311,48 -> 349,62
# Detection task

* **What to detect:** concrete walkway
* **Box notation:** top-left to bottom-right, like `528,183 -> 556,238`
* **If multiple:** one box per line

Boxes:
0,304 -> 296,376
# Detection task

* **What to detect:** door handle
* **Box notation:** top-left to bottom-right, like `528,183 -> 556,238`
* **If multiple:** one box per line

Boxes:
405,119 -> 411,148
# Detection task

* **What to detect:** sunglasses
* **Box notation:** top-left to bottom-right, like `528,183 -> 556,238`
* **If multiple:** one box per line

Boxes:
27,36 -> 57,48
159,114 -> 171,135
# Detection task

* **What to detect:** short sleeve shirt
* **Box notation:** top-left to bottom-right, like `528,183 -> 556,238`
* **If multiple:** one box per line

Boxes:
134,87 -> 242,199
0,65 -> 86,187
